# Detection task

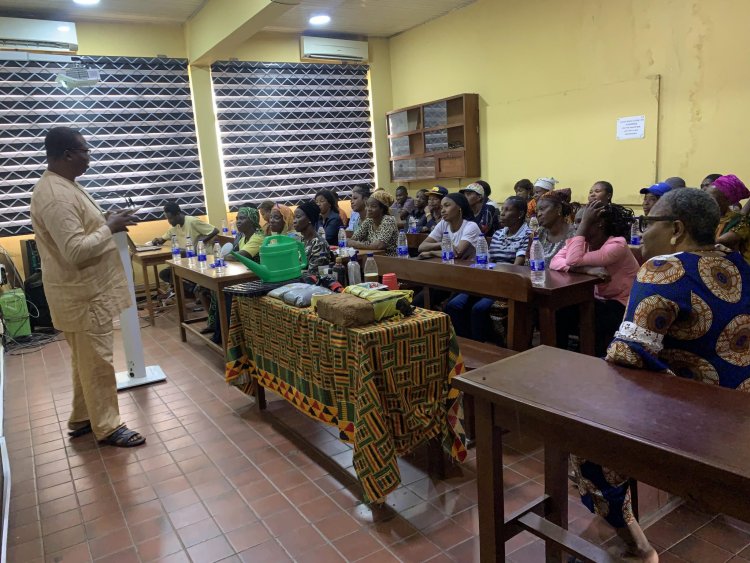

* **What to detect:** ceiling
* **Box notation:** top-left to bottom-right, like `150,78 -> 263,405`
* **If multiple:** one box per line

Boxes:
0,0 -> 476,37
0,0 -> 208,25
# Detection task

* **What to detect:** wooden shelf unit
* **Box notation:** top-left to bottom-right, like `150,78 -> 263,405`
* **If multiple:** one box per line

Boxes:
386,93 -> 480,182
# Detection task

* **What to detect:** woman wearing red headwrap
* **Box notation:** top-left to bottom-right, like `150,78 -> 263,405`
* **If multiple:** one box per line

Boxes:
706,174 -> 750,264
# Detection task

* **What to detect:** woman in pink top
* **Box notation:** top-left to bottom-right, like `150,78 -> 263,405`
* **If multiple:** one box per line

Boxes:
550,201 -> 640,356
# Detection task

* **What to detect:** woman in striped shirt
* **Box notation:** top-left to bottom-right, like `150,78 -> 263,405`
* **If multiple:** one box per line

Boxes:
445,197 -> 530,341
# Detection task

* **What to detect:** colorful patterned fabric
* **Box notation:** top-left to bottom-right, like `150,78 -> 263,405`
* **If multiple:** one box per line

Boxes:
572,249 -> 750,529
225,296 -> 467,503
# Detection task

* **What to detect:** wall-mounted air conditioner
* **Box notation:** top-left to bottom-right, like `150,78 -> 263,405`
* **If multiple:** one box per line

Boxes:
0,17 -> 78,53
300,36 -> 368,62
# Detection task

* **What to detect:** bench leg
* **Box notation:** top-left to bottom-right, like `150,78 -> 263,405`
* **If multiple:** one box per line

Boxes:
475,398 -> 505,563
544,444 -> 569,562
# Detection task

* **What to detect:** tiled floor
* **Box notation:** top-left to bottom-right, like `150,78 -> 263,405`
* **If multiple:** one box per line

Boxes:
5,306 -> 750,562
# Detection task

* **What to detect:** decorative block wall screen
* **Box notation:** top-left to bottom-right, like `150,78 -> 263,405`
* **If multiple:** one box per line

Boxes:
0,55 -> 204,237
211,61 -> 375,209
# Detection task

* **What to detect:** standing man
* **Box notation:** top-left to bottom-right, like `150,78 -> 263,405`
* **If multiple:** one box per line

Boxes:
30,127 -> 145,447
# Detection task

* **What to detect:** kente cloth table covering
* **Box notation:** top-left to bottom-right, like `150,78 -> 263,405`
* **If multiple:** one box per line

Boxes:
225,295 -> 467,503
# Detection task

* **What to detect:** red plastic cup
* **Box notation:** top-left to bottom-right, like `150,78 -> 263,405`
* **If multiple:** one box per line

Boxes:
381,273 -> 398,290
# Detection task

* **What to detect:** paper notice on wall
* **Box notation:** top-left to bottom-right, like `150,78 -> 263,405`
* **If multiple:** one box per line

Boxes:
616,115 -> 645,140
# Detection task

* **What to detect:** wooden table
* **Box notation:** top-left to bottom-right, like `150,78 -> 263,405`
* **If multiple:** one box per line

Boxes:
454,346 -> 750,562
131,247 -> 172,326
168,260 -> 256,354
374,256 -> 598,354
226,296 -> 466,503
218,234 -> 235,246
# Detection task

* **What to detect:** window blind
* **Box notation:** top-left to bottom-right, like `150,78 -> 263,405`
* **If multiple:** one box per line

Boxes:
0,55 -> 204,237
211,61 -> 375,209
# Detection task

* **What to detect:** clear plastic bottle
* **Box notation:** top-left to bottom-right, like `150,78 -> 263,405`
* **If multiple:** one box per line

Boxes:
441,231 -> 454,264
529,235 -> 546,287
397,230 -> 409,258
196,241 -> 207,271
317,226 -> 326,241
347,253 -> 362,285
171,234 -> 181,264
221,219 -> 228,234
630,221 -> 641,245
230,220 -> 237,236
475,236 -> 489,269
337,226 -> 347,256
408,216 -> 417,234
213,242 -> 224,275
528,214 -> 539,233
349,215 -> 359,233
364,253 -> 379,283
185,235 -> 195,267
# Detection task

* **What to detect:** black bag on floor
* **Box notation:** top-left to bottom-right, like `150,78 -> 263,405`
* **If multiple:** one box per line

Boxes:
24,272 -> 53,330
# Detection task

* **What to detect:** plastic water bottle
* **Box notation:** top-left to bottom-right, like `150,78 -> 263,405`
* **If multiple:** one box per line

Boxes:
475,236 -> 489,269
317,226 -> 326,241
196,241 -> 207,271
529,235 -> 546,287
213,242 -> 224,275
221,219 -> 228,235
230,220 -> 237,236
347,254 -> 362,285
528,215 -> 539,233
171,234 -> 181,264
349,215 -> 359,233
630,221 -> 641,245
364,253 -> 379,283
441,231 -> 454,264
185,235 -> 195,267
408,216 -> 417,234
397,230 -> 409,258
337,226 -> 347,256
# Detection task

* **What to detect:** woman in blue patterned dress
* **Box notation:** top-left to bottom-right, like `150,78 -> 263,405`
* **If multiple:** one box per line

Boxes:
571,188 -> 750,562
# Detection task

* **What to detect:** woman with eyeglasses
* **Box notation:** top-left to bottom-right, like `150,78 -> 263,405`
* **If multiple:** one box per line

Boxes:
550,200 -> 640,357
569,188 -> 750,563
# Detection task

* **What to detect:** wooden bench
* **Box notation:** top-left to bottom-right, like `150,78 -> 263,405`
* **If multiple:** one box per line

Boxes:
456,336 -> 517,443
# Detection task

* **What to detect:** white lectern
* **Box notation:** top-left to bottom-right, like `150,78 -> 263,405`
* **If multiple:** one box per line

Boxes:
113,232 -> 166,390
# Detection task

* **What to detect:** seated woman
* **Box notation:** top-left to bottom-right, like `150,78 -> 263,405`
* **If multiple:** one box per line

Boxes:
208,206 -> 265,342
348,189 -> 399,256
228,206 -> 265,261
348,184 -> 370,233
705,174 -> 750,264
445,196 -> 530,340
266,203 -> 293,235
293,200 -> 332,272
528,177 -> 558,218
550,201 -> 640,357
587,180 -> 614,204
315,189 -> 344,246
572,189 -> 750,563
534,189 -> 576,262
417,193 -> 482,259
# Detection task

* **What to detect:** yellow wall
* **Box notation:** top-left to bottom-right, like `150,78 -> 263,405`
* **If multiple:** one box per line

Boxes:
387,0 -> 750,205
76,22 -> 186,58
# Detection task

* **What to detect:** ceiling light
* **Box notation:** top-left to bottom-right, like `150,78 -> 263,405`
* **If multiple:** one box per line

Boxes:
309,14 -> 331,26
73,0 -> 100,5
57,25 -> 70,32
